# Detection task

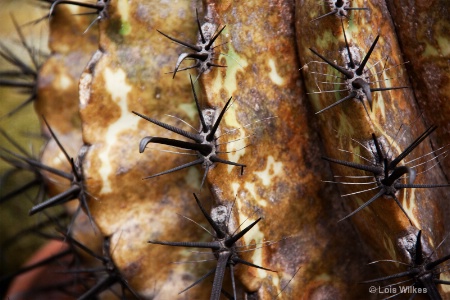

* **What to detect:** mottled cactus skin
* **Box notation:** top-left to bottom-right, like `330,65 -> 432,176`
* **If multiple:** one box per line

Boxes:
0,0 -> 449,299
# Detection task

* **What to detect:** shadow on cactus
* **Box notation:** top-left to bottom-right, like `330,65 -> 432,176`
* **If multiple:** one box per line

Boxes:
148,193 -> 275,300
363,230 -> 450,299
323,126 -> 450,223
61,232 -> 141,300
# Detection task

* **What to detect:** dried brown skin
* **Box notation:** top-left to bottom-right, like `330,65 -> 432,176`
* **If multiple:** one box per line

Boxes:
78,1 -> 219,298
386,0 -> 450,180
200,1 -> 373,298
296,0 -> 450,295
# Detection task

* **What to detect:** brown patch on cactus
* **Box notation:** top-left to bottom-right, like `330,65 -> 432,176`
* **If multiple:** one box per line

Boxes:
386,0 -> 450,181
200,1 -> 373,298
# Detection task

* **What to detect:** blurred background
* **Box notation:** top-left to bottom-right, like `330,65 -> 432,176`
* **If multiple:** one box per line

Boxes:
0,0 -> 51,294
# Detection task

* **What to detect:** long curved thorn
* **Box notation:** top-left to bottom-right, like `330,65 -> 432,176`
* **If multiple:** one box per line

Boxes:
0,147 -> 73,180
193,193 -> 226,239
139,136 -> 212,156
178,268 -> 216,295
42,116 -> 72,164
382,166 -> 414,186
200,166 -> 209,190
173,53 -> 209,78
79,194 -> 96,231
148,240 -> 220,250
78,275 -> 118,300
361,269 -> 420,284
0,43 -> 35,75
207,97 -> 232,142
427,254 -> 450,270
156,29 -> 201,52
29,185 -> 80,215
322,156 -> 382,174
310,10 -> 336,22
190,75 -> 208,132
225,218 -> 261,247
230,264 -> 237,300
195,9 -> 205,43
435,279 -> 450,285
59,230 -> 105,262
391,195 -> 413,226
233,257 -> 276,272
209,155 -> 246,168
341,18 -> 354,69
210,252 -> 231,300
356,35 -> 380,75
315,91 -> 357,114
132,111 -> 202,143
338,188 -> 386,222
10,15 -> 39,69
0,80 -> 35,88
206,25 -> 226,50
344,8 -> 370,11
83,15 -> 101,34
389,125 -> 437,169
118,277 -> 142,299
166,63 -> 199,76
143,158 -> 204,180
0,94 -> 35,119
370,86 -> 409,92
394,183 -> 450,189
309,48 -> 354,78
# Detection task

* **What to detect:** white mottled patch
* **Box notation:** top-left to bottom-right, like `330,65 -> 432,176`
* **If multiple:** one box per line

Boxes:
244,182 -> 267,207
98,68 -> 137,194
51,150 -> 67,169
212,37 -> 248,97
254,156 -> 283,186
79,72 -> 92,109
117,0 -> 130,22
268,59 -> 284,86
232,182 -> 267,278
402,188 -> 419,227
58,74 -> 72,90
